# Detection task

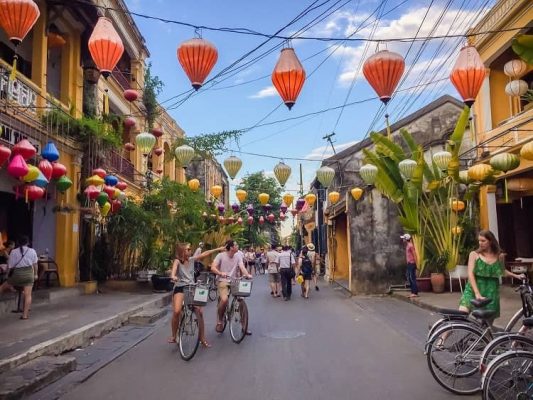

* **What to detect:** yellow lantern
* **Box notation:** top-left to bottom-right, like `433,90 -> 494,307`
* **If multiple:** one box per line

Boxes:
188,179 -> 200,192
274,162 -> 291,187
351,187 -> 363,201
223,155 -> 242,180
520,141 -> 533,161
283,193 -> 294,207
258,193 -> 270,205
23,165 -> 39,182
86,174 -> 105,187
450,198 -> 465,212
305,193 -> 316,206
451,226 -> 463,235
328,191 -> 340,204
467,164 -> 493,183
236,189 -> 247,203
211,185 -> 222,199
101,201 -> 111,217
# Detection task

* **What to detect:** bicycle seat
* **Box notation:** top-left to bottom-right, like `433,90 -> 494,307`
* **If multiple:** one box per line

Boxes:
470,298 -> 492,308
471,309 -> 497,321
522,317 -> 533,328
437,308 -> 469,317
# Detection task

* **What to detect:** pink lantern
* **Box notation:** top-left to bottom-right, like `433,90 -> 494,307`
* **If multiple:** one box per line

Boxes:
51,162 -> 67,179
84,185 -> 100,201
247,216 -> 254,225
92,168 -> 107,179
116,181 -> 127,191
38,159 -> 53,181
123,89 -> 138,102
267,213 -> 275,223
103,185 -> 115,198
24,185 -> 45,202
153,147 -> 163,156
152,127 -> 163,138
124,117 -> 136,129
280,212 -> 286,221
237,217 -> 243,225
7,154 -> 28,178
12,139 -> 36,160
124,143 -> 135,151
0,145 -> 11,167
259,216 -> 265,225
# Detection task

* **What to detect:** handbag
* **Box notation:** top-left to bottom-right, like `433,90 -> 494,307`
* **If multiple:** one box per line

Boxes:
288,267 -> 296,279
7,247 -> 28,278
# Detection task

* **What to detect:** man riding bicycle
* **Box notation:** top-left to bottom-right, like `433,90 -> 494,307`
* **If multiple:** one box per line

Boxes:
211,240 -> 252,334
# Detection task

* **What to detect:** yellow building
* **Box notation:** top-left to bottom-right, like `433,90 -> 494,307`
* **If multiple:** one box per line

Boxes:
469,0 -> 533,261
0,0 -> 185,287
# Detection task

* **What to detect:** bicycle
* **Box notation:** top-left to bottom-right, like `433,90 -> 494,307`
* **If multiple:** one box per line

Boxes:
198,271 -> 218,301
218,277 -> 253,344
178,283 -> 208,361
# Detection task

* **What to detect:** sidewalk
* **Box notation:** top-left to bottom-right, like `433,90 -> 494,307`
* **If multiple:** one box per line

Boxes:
391,284 -> 523,330
0,286 -> 171,373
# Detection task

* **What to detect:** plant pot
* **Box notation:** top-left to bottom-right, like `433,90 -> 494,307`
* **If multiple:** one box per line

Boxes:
431,273 -> 445,293
416,277 -> 432,292
79,280 -> 98,294
151,274 -> 173,292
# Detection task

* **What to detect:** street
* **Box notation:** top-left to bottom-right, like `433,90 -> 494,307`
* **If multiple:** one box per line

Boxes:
35,276 -> 470,400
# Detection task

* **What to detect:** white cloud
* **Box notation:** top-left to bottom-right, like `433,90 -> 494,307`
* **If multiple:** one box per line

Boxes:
249,86 -> 278,99
305,140 -> 359,160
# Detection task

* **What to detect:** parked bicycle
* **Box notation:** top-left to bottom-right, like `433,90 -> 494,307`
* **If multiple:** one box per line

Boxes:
178,283 -> 208,361
218,277 -> 253,343
198,271 -> 218,301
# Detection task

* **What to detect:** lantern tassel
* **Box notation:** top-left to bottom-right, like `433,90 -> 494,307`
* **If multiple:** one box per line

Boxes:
9,55 -> 18,81
103,89 -> 109,115
385,114 -> 391,139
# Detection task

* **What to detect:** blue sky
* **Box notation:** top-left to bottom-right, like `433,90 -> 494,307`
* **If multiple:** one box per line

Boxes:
124,0 -> 492,205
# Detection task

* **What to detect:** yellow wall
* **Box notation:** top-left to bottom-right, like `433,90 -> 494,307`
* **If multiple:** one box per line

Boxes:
489,69 -> 510,128
333,215 -> 349,280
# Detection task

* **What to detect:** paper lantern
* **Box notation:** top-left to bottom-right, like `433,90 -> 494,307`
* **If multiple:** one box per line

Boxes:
92,168 -> 106,179
84,185 -> 100,201
22,165 -> 39,182
231,203 -> 239,213
279,212 -> 286,221
283,193 -> 294,207
295,198 -> 305,210
458,170 -> 470,185
135,132 -> 156,156
351,187 -> 363,201
12,139 -> 36,160
88,17 -> 124,78
124,117 -> 136,129
152,127 -> 163,138
507,177 -> 533,192
520,142 -> 533,161
267,213 -> 275,223
174,145 -> 195,167
503,59 -> 528,78
450,199 -> 465,212
237,217 -> 243,225
24,184 -> 44,202
223,155 -> 242,179
247,216 -> 254,225
56,175 -> 72,193
328,191 -> 340,204
123,89 -> 138,102
263,203 -> 272,213
101,202 -> 111,217
362,50 -> 405,104
96,192 -> 109,207
124,142 -> 135,151
467,164 -> 492,182
274,162 -> 291,187
51,162 -> 67,180
360,164 -> 378,186
0,0 -> 40,45
398,159 -> 417,181
450,46 -> 485,106
305,193 -> 316,206
451,226 -> 463,236
155,168 -> 163,174
280,203 -> 288,213
111,200 -> 122,214
32,171 -> 48,188
505,80 -> 528,97
115,181 -> 127,191
47,32 -> 65,48
258,193 -> 270,205
41,141 -> 59,162
188,179 -> 200,192
316,166 -> 335,188
290,209 -> 298,217
211,185 -> 222,199
177,37 -> 218,90
7,154 -> 28,178
259,216 -> 265,225
236,189 -> 247,203
433,151 -> 452,171
271,47 -> 306,110
0,145 -> 11,167
490,153 -> 520,173
153,147 -> 163,157
86,174 -> 105,187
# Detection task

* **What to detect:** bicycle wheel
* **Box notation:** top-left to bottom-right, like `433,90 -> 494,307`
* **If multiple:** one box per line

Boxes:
178,308 -> 200,361
482,350 -> 533,400
425,316 -> 474,354
208,283 -> 217,301
480,334 -> 533,374
229,297 -> 248,344
503,309 -> 524,333
427,323 -> 490,395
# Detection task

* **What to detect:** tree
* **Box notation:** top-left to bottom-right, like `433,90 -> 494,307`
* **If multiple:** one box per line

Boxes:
236,172 -> 283,247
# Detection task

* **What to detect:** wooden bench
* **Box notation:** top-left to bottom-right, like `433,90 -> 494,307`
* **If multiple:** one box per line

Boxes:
36,257 -> 60,288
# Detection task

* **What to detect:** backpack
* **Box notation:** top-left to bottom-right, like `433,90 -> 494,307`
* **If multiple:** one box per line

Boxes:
301,255 -> 313,275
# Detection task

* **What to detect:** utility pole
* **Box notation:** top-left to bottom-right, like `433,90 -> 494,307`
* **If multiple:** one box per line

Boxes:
299,163 -> 303,196
323,132 -> 337,155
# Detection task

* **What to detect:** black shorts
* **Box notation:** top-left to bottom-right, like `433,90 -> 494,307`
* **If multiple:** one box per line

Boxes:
173,286 -> 184,294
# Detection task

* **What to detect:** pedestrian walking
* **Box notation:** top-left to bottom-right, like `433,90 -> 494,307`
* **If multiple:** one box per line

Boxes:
306,243 -> 320,291
278,245 -> 296,300
401,233 -> 419,298
245,247 -> 256,275
266,244 -> 281,297
298,247 -> 314,299
260,248 -> 267,275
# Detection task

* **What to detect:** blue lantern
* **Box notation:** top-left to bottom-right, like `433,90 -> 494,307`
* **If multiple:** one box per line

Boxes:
104,175 -> 118,187
33,171 -> 49,188
41,141 -> 60,162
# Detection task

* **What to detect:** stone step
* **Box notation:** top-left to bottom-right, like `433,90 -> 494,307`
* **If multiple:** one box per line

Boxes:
0,288 -> 82,316
128,307 -> 168,325
0,356 -> 76,400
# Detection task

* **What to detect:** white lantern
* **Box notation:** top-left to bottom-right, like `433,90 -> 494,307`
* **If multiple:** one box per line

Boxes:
503,59 -> 528,78
433,151 -> 452,171
505,80 -> 529,97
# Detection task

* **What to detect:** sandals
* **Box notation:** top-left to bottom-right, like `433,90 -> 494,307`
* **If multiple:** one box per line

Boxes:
215,322 -> 224,333
167,337 -> 177,344
200,340 -> 211,348
20,316 -> 29,320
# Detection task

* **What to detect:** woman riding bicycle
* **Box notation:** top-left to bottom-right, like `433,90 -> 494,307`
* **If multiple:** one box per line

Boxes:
169,243 -> 224,347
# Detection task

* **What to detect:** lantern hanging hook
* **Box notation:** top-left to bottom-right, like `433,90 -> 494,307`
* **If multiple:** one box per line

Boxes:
194,27 -> 202,38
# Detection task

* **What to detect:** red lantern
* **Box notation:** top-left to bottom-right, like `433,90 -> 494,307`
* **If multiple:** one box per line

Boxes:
290,209 -> 298,217
7,154 -> 28,178
152,127 -> 163,138
218,216 -> 225,224
267,213 -> 275,223
123,89 -> 138,102
38,159 -> 53,181
124,142 -> 135,151
0,0 -> 40,46
177,37 -> 218,90
12,139 -> 36,160
24,184 -> 44,202
84,185 -> 99,201
153,147 -> 163,156
247,216 -> 254,225
156,168 -> 163,174
116,181 -> 127,191
92,168 -> 106,179
272,47 -> 306,110
88,17 -> 124,78
450,45 -> 486,107
103,185 -> 115,198
111,199 -> 122,213
362,50 -> 405,105
259,216 -> 265,225
124,117 -> 136,129
51,162 -> 67,179
0,145 -> 11,167
237,217 -> 243,225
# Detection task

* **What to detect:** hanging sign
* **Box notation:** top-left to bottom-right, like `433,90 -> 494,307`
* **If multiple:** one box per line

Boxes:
0,66 -> 38,111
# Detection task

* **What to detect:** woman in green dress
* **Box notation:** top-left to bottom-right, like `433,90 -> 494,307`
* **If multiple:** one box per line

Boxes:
459,230 -> 525,321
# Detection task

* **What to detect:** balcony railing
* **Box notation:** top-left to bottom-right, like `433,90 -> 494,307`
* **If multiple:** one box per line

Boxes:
111,68 -> 132,91
104,150 -> 136,182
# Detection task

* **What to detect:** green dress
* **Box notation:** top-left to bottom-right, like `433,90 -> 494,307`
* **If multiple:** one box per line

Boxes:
459,257 -> 503,318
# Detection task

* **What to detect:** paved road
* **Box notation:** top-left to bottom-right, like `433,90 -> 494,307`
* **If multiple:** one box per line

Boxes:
57,276 -> 469,400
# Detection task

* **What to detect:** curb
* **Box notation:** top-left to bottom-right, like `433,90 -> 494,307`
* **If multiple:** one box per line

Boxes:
0,293 -> 172,374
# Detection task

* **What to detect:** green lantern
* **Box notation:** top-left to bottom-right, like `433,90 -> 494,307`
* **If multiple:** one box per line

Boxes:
174,145 -> 195,167
360,164 -> 378,186
223,155 -> 242,179
274,162 -> 291,187
433,151 -> 452,171
458,170 -> 470,185
96,191 -> 109,207
56,175 -> 72,193
135,132 -> 156,156
398,159 -> 417,181
316,166 -> 335,188
489,153 -> 520,173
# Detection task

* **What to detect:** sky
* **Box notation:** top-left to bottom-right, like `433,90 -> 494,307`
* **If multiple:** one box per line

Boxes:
123,0 -> 493,235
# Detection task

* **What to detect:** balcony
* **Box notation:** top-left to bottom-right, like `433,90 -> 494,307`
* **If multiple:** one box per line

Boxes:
111,68 -> 132,91
103,150 -> 136,182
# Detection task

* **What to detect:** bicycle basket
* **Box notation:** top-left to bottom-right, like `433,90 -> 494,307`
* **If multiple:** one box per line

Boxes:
183,285 -> 208,306
230,280 -> 253,297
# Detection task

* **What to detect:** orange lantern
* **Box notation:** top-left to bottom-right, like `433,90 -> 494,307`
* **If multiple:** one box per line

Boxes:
47,32 -> 66,48
450,199 -> 466,212
88,17 -> 124,78
450,46 -> 485,107
0,0 -> 40,45
271,47 -> 306,110
177,37 -> 218,90
362,50 -> 405,104
328,191 -> 340,204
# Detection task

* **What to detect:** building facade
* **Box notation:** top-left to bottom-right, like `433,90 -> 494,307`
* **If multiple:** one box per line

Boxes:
185,158 -> 230,207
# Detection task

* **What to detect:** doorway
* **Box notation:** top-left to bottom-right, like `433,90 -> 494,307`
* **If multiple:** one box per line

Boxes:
0,191 -> 33,245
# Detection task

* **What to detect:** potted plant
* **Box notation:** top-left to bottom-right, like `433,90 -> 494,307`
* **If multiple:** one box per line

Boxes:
150,245 -> 173,292
429,251 -> 449,293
